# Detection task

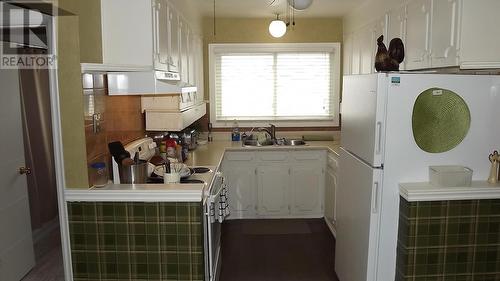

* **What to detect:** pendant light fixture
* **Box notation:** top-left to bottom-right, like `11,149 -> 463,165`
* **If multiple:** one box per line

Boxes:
287,0 -> 313,10
268,0 -> 313,38
268,14 -> 287,38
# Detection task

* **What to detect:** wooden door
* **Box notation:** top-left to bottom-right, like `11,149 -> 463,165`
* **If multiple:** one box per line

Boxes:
0,69 -> 35,281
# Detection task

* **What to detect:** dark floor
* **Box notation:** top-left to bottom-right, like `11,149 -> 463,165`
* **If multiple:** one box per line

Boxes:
219,219 -> 339,281
22,226 -> 64,281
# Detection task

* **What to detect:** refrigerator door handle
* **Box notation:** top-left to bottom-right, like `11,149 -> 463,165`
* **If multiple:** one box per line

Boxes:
371,182 -> 379,214
375,122 -> 382,155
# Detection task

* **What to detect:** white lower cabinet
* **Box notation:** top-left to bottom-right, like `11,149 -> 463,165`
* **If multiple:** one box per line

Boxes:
290,165 -> 324,216
324,152 -> 339,234
223,165 -> 256,219
257,165 -> 290,216
222,150 -> 327,219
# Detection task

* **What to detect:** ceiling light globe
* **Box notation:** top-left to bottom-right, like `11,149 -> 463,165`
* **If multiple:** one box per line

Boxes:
287,0 -> 313,10
269,20 -> 287,38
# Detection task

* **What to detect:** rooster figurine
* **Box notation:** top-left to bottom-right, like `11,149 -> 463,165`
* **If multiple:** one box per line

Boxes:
375,35 -> 405,72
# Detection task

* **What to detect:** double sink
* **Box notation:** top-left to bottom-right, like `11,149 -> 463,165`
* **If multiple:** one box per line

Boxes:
241,124 -> 307,147
242,138 -> 307,147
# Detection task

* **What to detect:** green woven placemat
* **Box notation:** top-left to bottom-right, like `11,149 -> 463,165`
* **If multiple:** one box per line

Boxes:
412,88 -> 471,153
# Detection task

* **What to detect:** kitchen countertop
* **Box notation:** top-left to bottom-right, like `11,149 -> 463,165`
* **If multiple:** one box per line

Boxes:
65,166 -> 217,202
65,141 -> 340,202
185,140 -> 340,167
400,181 -> 500,202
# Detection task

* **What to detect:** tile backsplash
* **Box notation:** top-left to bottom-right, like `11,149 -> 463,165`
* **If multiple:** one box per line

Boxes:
83,73 -> 145,187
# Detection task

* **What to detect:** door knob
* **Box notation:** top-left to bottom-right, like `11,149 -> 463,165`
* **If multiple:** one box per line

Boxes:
19,167 -> 31,175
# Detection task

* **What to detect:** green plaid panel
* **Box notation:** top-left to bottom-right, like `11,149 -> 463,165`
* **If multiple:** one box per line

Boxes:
397,198 -> 500,281
67,202 -> 205,281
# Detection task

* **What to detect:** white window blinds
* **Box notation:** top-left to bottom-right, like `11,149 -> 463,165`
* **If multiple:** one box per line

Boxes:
214,51 -> 334,121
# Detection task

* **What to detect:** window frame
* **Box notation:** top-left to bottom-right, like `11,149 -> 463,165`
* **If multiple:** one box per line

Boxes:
208,42 -> 341,128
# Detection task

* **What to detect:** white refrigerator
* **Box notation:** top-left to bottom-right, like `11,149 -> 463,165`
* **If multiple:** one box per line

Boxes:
335,73 -> 500,281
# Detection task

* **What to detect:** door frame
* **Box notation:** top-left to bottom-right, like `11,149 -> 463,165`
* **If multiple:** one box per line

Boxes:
46,14 -> 73,281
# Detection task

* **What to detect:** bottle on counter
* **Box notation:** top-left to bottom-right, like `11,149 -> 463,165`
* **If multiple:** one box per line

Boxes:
90,162 -> 108,187
231,120 -> 241,141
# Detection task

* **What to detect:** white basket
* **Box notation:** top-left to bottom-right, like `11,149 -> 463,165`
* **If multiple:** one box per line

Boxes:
429,166 -> 473,187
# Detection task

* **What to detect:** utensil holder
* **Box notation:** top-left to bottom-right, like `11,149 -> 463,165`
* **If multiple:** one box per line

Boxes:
164,172 -> 180,184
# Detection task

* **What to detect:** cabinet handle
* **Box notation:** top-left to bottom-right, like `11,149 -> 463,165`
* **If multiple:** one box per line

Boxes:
375,121 -> 382,154
425,9 -> 430,52
450,1 -> 457,47
371,182 -> 379,214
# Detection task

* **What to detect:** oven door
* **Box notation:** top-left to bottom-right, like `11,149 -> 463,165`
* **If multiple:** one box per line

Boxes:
204,173 -> 228,281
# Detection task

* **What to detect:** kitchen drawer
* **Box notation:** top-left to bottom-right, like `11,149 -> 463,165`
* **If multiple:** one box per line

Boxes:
257,151 -> 289,162
225,151 -> 255,161
291,150 -> 326,161
327,153 -> 339,171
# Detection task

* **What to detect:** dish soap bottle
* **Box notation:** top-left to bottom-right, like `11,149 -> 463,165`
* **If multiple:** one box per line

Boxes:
231,120 -> 241,141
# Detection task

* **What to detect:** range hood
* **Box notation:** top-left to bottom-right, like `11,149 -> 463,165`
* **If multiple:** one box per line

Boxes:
106,70 -> 187,96
81,63 -> 191,96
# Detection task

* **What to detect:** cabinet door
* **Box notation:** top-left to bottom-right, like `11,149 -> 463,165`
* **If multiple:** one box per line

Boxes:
153,0 -> 169,71
179,18 -> 190,85
359,25 -> 374,74
188,32 -> 196,86
325,169 -> 337,226
405,0 -> 432,70
431,0 -> 459,68
223,165 -> 256,219
290,165 -> 324,216
167,2 -> 180,72
100,0 -> 153,67
195,36 -> 204,104
387,5 -> 407,70
387,5 -> 406,43
371,15 -> 388,73
351,31 -> 362,75
257,165 -> 290,216
343,33 -> 353,75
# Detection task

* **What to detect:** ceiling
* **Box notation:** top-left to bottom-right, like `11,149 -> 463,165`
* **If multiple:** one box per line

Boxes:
196,0 -> 365,18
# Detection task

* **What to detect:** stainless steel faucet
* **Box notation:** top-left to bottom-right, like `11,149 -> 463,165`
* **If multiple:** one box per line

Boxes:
257,124 -> 276,141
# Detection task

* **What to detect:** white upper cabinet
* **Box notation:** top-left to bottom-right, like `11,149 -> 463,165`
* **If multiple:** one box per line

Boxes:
371,15 -> 389,73
387,6 -> 406,44
195,36 -> 204,103
153,0 -> 169,71
343,33 -> 354,75
95,0 -> 203,81
345,0 -> 500,71
351,31 -> 362,75
405,0 -> 432,70
188,31 -> 196,86
459,0 -> 500,69
430,0 -> 459,68
166,1 -> 180,72
179,17 -> 190,85
100,0 -> 154,68
359,25 -> 375,74
387,6 -> 406,70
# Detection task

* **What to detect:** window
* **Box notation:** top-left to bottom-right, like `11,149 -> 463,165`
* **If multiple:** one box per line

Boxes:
209,43 -> 341,128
